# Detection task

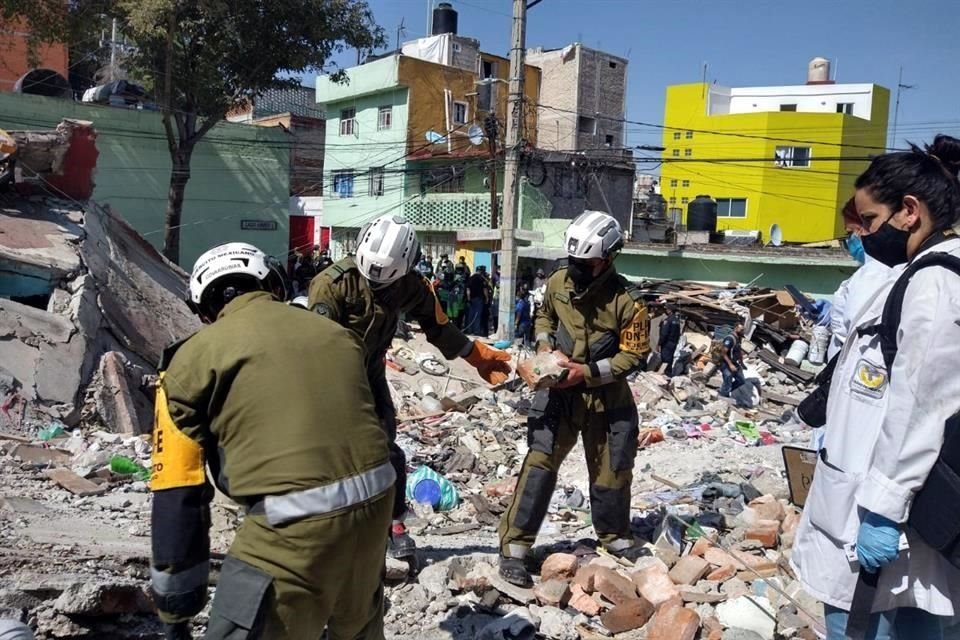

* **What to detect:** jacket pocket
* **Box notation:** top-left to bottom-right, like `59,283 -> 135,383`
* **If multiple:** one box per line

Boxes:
805,449 -> 860,544
607,408 -> 639,472
205,556 -> 273,640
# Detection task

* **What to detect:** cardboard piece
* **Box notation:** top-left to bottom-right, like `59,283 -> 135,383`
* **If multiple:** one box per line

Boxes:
749,290 -> 799,331
782,446 -> 818,507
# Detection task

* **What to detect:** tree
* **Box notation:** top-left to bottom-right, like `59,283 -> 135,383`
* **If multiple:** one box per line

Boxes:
2,0 -> 384,263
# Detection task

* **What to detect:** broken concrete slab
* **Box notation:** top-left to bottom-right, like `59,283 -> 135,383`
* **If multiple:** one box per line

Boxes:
0,496 -> 51,514
9,444 -> 73,466
45,468 -> 107,496
53,582 -> 153,616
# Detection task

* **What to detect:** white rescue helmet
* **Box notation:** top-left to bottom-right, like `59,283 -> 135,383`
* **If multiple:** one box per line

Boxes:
355,215 -> 421,286
290,296 -> 309,309
564,211 -> 624,260
188,242 -> 286,317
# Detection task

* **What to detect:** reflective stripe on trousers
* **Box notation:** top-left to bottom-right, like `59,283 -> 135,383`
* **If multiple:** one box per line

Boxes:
259,462 -> 396,526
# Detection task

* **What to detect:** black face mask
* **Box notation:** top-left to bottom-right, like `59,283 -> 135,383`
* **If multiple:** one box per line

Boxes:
861,218 -> 910,267
567,258 -> 596,288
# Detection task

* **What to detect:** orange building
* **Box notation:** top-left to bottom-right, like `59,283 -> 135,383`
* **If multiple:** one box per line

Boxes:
0,20 -> 69,93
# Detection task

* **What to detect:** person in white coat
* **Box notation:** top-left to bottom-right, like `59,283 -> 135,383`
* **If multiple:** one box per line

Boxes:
792,134 -> 960,640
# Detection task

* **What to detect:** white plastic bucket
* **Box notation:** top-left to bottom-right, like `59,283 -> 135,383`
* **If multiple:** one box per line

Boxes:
785,339 -> 809,366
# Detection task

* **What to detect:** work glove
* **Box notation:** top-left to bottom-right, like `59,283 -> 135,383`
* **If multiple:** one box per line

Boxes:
162,622 -> 192,640
465,341 -> 512,385
856,511 -> 901,573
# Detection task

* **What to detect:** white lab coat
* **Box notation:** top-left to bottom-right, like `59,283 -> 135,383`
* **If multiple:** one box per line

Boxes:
792,236 -> 960,615
827,256 -> 894,361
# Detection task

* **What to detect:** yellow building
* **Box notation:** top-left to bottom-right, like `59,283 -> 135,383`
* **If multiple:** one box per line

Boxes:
660,71 -> 889,243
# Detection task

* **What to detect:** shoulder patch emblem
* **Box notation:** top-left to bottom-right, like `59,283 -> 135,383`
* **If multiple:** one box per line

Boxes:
849,358 -> 888,399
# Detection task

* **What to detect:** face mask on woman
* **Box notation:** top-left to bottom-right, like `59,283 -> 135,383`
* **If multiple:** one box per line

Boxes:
845,234 -> 866,265
861,218 -> 910,267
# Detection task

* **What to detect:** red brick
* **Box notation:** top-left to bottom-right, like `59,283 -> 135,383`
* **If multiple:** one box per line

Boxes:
533,579 -> 571,607
631,561 -> 681,609
539,553 -> 579,583
484,477 -> 517,497
749,495 -> 785,522
668,555 -> 710,585
600,597 -> 655,634
594,567 -> 638,605
572,565 -> 602,593
731,550 -> 778,573
706,564 -> 736,582
745,527 -> 779,548
646,604 -> 700,640
702,614 -> 723,640
690,537 -> 713,557
704,547 -> 737,567
568,583 -> 601,616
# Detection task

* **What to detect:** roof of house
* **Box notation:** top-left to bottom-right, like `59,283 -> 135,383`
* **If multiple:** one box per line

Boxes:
254,86 -> 324,119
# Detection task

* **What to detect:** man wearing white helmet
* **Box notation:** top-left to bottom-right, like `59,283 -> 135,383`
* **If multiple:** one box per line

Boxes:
498,211 -> 651,586
308,215 -> 512,559
151,242 -> 395,639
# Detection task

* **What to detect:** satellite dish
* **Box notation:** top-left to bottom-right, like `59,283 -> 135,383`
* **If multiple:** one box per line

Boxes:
425,130 -> 445,144
467,124 -> 485,146
769,223 -> 783,247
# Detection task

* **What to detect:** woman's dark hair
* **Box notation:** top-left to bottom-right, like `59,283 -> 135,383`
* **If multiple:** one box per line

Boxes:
855,134 -> 960,231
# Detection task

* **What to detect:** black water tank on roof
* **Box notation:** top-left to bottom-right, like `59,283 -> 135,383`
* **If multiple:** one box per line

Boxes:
432,2 -> 458,35
687,194 -> 718,232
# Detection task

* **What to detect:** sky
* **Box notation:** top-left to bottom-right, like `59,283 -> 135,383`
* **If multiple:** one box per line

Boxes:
314,0 -> 960,156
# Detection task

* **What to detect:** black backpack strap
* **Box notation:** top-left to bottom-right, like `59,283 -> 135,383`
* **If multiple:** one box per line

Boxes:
877,252 -> 960,373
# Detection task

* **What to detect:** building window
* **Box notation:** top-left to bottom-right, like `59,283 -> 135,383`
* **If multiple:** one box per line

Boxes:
681,197 -> 689,205
682,179 -> 690,187
420,166 -> 465,194
672,149 -> 680,157
453,101 -> 468,125
775,146 -> 811,168
684,148 -> 692,157
669,207 -> 682,220
669,179 -> 678,187
604,134 -> 614,146
685,131 -> 693,139
377,106 -> 393,130
609,60 -> 617,69
717,198 -> 747,218
837,102 -> 854,115
669,196 -> 677,204
339,108 -> 356,136
333,170 -> 354,198
780,104 -> 797,112
368,167 -> 385,197
672,132 -> 681,140
578,116 -> 596,134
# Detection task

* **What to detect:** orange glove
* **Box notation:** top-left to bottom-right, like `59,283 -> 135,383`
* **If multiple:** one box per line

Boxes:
465,341 -> 512,385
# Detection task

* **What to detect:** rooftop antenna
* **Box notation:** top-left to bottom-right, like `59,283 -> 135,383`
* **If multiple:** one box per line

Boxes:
701,62 -> 708,98
892,66 -> 917,149
426,0 -> 433,37
396,17 -> 406,50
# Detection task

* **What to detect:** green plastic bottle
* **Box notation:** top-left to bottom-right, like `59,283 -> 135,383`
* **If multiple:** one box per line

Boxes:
109,455 -> 151,481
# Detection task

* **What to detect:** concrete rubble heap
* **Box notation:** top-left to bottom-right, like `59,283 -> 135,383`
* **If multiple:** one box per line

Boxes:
0,121 -> 836,640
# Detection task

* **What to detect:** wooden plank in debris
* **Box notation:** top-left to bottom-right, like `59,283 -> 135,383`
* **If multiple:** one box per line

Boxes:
431,523 -> 481,536
0,432 -> 32,443
755,350 -> 815,384
765,392 -> 803,407
45,468 -> 108,496
10,444 -> 73,466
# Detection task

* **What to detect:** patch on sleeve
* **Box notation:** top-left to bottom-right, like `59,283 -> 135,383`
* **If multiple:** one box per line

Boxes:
619,302 -> 649,353
849,358 -> 888,400
150,375 -> 206,491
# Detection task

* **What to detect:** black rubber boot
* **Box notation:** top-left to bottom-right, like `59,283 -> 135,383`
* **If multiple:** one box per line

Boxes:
498,556 -> 533,588
389,523 -> 417,559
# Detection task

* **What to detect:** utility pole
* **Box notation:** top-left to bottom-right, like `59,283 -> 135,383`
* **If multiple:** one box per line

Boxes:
485,114 -> 499,229
891,66 -> 916,149
497,0 -> 527,341
109,18 -> 117,81
396,18 -> 406,51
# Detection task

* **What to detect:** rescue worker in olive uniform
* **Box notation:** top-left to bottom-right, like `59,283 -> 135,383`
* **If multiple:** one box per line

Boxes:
308,215 -> 512,558
150,243 -> 395,640
498,212 -> 650,587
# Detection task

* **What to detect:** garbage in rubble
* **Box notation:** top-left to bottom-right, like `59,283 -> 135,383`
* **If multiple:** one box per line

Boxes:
109,455 -> 151,481
517,351 -> 567,390
37,423 -> 67,441
407,465 -> 460,511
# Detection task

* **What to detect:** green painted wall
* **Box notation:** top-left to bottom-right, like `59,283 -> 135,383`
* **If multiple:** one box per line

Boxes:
0,92 -> 290,269
320,83 -> 409,229
615,252 -> 855,298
